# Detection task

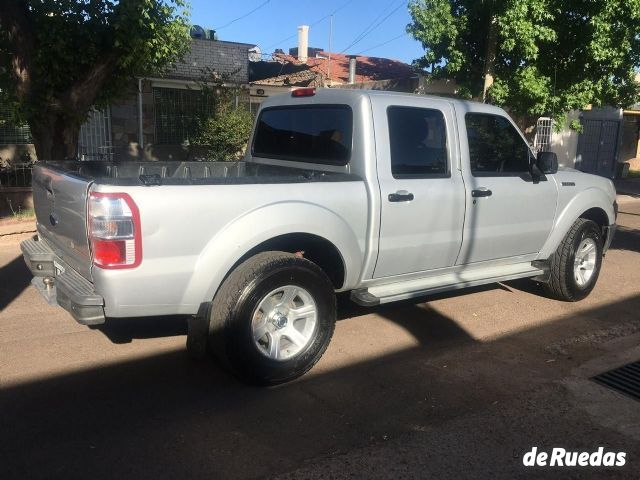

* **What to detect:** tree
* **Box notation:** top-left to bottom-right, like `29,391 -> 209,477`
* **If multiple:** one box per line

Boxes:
0,0 -> 190,160
408,0 -> 640,128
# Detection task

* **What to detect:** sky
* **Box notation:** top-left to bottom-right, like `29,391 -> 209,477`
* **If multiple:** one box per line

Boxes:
189,0 -> 424,64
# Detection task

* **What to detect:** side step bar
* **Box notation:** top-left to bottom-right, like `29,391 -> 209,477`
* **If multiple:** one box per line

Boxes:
351,263 -> 545,307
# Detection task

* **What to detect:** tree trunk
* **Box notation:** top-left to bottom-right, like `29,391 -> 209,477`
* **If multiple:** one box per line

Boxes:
482,15 -> 498,103
30,112 -> 81,161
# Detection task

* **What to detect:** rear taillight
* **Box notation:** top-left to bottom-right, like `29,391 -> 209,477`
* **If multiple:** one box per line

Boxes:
88,192 -> 141,269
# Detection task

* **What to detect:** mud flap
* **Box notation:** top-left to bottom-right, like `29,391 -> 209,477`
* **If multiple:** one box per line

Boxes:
186,302 -> 211,359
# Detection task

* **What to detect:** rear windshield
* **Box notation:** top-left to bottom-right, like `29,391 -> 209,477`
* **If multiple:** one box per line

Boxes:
252,105 -> 353,165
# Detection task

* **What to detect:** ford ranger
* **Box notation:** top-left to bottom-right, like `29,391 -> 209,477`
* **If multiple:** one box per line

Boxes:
21,88 -> 617,385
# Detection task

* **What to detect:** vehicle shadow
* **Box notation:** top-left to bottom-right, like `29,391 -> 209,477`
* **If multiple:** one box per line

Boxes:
2,294 -> 640,479
0,255 -> 32,311
609,225 -> 640,254
94,315 -> 189,343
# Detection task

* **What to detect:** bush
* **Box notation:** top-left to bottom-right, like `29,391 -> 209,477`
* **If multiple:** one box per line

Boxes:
192,101 -> 253,161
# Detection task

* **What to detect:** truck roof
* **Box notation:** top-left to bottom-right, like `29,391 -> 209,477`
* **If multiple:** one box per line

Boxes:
259,87 -> 508,116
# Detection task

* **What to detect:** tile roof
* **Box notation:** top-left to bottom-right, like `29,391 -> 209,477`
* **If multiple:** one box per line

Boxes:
273,51 -> 415,84
252,69 -> 324,87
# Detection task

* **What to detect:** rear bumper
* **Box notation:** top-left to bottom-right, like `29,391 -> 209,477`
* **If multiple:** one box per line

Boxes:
20,237 -> 105,325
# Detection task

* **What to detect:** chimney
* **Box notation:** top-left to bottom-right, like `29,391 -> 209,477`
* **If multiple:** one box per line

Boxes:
297,25 -> 309,62
348,55 -> 357,84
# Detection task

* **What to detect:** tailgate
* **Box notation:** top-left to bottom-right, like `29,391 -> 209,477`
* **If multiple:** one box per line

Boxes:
32,163 -> 93,280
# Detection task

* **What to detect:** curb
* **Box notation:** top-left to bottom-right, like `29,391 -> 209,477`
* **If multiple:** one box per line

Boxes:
0,228 -> 36,238
616,194 -> 640,204
0,220 -> 36,238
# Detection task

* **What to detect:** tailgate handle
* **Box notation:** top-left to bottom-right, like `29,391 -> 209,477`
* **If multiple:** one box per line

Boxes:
40,176 -> 54,196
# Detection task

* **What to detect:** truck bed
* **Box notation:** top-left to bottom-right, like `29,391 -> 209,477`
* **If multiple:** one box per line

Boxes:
40,160 -> 359,186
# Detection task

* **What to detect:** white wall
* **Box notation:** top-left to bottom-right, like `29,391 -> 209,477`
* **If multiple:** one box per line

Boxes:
550,110 -> 580,168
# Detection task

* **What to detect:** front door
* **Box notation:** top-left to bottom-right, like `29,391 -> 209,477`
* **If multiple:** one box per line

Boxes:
374,100 -> 466,278
457,112 -> 558,265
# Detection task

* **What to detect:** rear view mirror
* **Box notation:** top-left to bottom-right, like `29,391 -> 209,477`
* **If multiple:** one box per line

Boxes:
537,151 -> 558,174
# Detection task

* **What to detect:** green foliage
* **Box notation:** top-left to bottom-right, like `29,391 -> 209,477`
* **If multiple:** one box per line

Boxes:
569,119 -> 584,134
408,0 -> 640,123
189,68 -> 254,161
192,101 -> 253,161
0,0 -> 190,145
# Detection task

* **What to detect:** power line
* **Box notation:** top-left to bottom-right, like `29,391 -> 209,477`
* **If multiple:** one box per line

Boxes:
356,32 -> 407,55
339,0 -> 406,54
339,0 -> 399,54
264,0 -> 356,51
214,0 -> 272,31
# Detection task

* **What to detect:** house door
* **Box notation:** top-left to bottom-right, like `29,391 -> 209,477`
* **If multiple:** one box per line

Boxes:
576,110 -> 622,178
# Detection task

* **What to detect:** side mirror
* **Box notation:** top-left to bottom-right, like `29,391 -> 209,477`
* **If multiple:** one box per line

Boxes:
536,151 -> 558,174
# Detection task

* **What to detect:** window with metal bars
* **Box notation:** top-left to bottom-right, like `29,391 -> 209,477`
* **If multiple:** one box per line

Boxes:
153,87 -> 214,144
0,98 -> 32,145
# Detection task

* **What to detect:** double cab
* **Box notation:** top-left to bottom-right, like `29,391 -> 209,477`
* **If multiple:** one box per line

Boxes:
22,89 -> 617,384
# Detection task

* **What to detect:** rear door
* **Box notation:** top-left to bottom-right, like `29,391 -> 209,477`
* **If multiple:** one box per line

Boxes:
456,110 -> 558,265
32,164 -> 93,280
373,98 -> 466,278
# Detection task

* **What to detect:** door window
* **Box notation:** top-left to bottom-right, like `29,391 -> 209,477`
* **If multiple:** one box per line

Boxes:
465,113 -> 532,176
387,106 -> 448,178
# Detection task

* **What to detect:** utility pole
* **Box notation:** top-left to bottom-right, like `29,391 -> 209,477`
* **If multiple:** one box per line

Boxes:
328,15 -> 333,86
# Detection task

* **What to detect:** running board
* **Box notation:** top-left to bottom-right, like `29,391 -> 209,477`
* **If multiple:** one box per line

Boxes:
351,263 -> 545,307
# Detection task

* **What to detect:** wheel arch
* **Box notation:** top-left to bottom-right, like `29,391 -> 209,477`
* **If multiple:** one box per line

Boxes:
538,188 -> 615,260
225,233 -> 347,290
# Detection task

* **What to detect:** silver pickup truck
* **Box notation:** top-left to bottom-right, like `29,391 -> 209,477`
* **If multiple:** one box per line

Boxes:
21,88 -> 617,385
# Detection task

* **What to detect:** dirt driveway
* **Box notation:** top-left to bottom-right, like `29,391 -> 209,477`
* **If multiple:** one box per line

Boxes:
1,200 -> 640,479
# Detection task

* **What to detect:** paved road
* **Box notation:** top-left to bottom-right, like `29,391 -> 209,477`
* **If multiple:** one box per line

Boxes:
1,200 -> 640,479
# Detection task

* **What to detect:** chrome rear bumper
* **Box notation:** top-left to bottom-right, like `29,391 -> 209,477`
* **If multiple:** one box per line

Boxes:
20,237 -> 105,325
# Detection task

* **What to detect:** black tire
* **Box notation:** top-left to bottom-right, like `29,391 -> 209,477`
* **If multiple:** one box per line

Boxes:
208,251 -> 336,385
543,218 -> 603,302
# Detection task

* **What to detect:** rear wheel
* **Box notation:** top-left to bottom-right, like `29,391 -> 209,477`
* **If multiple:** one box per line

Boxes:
208,251 -> 336,385
543,218 -> 603,301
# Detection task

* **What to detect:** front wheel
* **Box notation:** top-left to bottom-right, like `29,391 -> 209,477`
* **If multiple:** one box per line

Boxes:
208,251 -> 336,385
543,218 -> 603,301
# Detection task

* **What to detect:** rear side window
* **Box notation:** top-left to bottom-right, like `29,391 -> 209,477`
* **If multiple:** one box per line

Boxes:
387,106 -> 448,178
252,105 -> 352,165
465,113 -> 532,175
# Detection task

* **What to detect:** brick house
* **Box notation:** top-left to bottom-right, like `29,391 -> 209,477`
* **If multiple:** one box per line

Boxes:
0,37 -> 256,165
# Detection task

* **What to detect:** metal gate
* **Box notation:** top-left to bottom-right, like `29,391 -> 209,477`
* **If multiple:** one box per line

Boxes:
533,117 -> 553,153
576,108 -> 622,178
78,107 -> 113,161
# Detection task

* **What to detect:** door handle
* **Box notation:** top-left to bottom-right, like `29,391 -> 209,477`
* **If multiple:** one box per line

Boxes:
471,188 -> 492,198
388,191 -> 414,202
